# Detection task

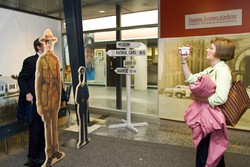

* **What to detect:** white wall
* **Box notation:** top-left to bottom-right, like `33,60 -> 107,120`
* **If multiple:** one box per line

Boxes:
0,8 -> 62,77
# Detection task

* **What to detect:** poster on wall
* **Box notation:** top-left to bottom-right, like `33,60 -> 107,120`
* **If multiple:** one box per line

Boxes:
0,8 -> 61,125
84,33 -> 95,81
63,33 -> 106,85
158,33 -> 250,130
64,33 -> 95,83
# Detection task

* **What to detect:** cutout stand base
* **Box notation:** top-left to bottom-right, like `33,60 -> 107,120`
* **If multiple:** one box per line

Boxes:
61,138 -> 90,149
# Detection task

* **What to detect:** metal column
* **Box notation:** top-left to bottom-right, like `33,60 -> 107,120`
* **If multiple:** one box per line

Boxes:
63,0 -> 85,125
116,4 -> 122,109
62,0 -> 85,98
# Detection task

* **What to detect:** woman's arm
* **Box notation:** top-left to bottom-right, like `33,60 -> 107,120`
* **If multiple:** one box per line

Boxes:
180,53 -> 210,103
180,55 -> 192,80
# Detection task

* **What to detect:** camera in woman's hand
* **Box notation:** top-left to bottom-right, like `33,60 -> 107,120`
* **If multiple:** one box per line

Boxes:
178,46 -> 192,55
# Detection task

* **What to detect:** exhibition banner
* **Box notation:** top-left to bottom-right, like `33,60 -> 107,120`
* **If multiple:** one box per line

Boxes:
0,8 -> 62,77
185,9 -> 242,29
0,7 -> 61,125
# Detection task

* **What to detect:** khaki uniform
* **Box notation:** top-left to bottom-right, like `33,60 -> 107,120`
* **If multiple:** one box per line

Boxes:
36,51 -> 61,162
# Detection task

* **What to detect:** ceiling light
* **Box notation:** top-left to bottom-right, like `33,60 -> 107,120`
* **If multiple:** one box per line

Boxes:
99,10 -> 105,13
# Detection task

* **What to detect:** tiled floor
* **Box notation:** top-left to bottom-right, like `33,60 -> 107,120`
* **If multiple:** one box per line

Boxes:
68,85 -> 158,116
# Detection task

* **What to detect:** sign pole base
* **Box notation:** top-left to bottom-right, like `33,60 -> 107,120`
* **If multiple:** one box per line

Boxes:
108,119 -> 148,133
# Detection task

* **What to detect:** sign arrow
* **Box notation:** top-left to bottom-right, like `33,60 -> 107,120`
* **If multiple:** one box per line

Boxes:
116,42 -> 141,48
107,50 -> 146,57
123,60 -> 136,67
115,68 -> 137,74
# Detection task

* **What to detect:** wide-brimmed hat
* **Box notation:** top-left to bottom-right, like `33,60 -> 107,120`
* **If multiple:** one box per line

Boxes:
40,29 -> 57,42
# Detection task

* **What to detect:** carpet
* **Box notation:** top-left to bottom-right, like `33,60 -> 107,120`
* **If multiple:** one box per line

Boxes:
59,132 -> 195,167
57,131 -> 250,167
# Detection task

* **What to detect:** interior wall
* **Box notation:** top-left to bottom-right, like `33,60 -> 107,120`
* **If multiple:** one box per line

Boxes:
0,7 -> 62,77
158,0 -> 250,130
160,0 -> 250,38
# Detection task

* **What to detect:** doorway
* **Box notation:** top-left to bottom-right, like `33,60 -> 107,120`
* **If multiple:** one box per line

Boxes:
106,44 -> 126,87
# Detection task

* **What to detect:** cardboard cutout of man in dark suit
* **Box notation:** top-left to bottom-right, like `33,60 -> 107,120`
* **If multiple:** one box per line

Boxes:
75,66 -> 90,149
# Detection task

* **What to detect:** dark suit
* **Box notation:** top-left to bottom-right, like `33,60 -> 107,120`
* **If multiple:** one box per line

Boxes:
17,54 -> 45,161
76,83 -> 89,147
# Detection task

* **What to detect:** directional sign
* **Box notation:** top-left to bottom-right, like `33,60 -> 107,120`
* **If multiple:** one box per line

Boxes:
116,42 -> 141,49
107,50 -> 146,57
115,68 -> 137,74
123,60 -> 136,67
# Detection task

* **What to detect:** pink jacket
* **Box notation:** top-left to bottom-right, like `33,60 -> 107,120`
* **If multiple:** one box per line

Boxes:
184,75 -> 228,167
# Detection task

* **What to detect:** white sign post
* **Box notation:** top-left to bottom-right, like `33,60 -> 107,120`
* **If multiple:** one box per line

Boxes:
107,42 -> 148,133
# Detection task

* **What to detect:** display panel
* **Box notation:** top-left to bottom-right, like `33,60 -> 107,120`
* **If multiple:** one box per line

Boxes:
0,8 -> 61,125
158,34 -> 250,130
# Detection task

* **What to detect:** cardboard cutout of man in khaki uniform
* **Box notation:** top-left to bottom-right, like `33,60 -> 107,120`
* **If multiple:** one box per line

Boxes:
35,29 -> 65,167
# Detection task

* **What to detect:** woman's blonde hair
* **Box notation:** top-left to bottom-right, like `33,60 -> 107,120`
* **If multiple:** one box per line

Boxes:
211,37 -> 235,61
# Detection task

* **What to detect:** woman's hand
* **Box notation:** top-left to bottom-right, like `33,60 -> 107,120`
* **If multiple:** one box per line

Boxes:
178,46 -> 192,63
180,54 -> 190,63
179,46 -> 192,80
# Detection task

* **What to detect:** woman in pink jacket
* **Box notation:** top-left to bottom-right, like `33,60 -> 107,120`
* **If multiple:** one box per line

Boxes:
180,37 -> 235,167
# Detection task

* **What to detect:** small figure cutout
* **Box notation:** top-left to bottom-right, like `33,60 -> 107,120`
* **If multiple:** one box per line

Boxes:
75,66 -> 90,149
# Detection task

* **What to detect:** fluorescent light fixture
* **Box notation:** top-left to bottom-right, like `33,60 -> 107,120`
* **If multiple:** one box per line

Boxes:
83,16 -> 116,31
93,27 -> 158,42
82,10 -> 158,31
121,27 -> 158,40
122,10 -> 158,27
